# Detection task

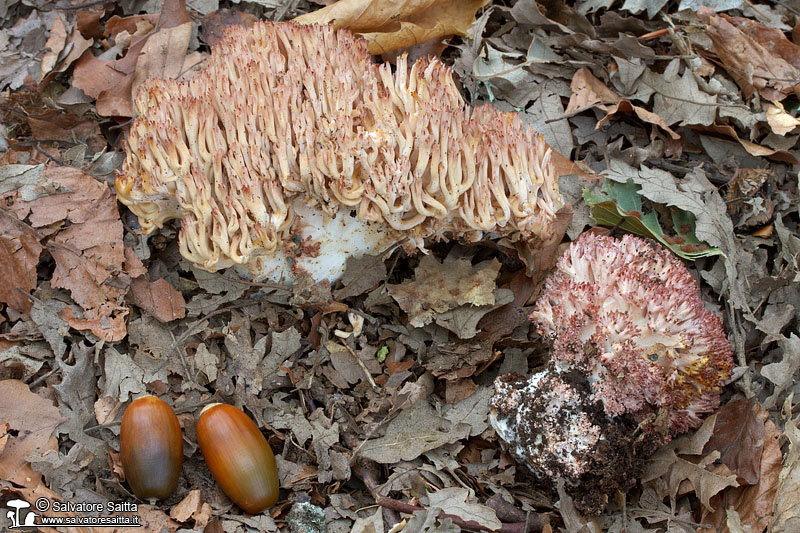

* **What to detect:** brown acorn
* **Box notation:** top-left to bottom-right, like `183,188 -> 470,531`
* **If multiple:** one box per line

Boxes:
120,395 -> 183,501
196,403 -> 279,514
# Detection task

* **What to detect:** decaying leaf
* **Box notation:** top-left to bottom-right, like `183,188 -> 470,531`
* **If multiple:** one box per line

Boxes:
103,346 -> 146,402
295,0 -> 490,54
387,256 -> 503,331
761,334 -> 800,408
351,508 -> 384,533
644,447 -> 739,511
697,7 -> 800,100
0,222 -> 42,313
702,399 -> 766,485
0,380 -> 63,487
700,402 -> 781,533
5,166 -> 131,340
127,277 -> 186,323
358,401 -> 470,463
427,487 -> 502,531
52,342 -> 108,482
0,12 -> 48,91
584,177 -> 723,260
771,396 -> 800,532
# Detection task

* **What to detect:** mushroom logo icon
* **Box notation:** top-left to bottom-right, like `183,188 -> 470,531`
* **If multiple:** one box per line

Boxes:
5,499 -> 39,528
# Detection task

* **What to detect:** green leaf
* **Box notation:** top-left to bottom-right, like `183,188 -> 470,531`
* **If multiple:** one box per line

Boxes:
376,346 -> 388,363
583,179 -> 723,261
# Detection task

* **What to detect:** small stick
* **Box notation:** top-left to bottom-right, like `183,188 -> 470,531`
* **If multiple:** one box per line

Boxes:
374,495 -> 533,533
343,342 -> 378,391
353,462 -> 400,527
638,28 -> 669,41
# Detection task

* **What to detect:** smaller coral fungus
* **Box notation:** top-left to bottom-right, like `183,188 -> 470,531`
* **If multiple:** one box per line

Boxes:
490,233 -> 733,514
531,233 -> 732,436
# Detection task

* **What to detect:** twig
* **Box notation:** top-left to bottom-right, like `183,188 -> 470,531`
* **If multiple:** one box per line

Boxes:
607,217 -> 625,238
34,144 -> 67,166
486,494 -> 549,532
109,118 -> 134,131
374,495 -> 532,533
352,461 -> 400,527
342,341 -> 378,391
216,274 -> 292,291
28,367 -> 59,389
354,459 -> 545,532
638,29 -> 669,41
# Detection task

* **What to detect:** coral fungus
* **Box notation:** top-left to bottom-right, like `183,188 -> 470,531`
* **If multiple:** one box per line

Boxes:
116,21 -> 563,282
490,233 -> 733,514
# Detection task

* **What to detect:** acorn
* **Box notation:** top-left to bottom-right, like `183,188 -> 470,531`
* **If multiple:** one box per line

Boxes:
196,403 -> 279,514
120,395 -> 183,501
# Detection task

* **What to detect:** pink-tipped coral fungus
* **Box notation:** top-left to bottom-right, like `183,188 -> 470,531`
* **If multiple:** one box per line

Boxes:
490,233 -> 733,514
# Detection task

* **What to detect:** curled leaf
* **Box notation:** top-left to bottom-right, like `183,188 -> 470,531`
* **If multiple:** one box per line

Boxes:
583,179 -> 723,260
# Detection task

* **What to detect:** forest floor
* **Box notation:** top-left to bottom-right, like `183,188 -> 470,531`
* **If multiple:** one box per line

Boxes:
1,0 -> 799,532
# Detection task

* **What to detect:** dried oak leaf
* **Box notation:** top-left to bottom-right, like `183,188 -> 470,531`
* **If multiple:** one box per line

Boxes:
761,334 -> 800,408
569,61 -> 689,137
0,379 -> 63,487
423,341 -> 498,381
114,504 -> 179,532
709,10 -> 800,69
388,255 -> 502,331
766,101 -> 800,136
52,343 -> 107,475
40,14 -> 68,79
427,487 -> 501,531
334,253 -> 388,300
597,100 -> 680,139
127,277 -> 186,323
702,398 -> 766,485
643,413 -> 740,511
170,489 -> 213,529
71,0 -> 192,117
40,14 -> 92,84
359,401 -> 470,463
697,7 -> 800,100
565,67 -> 621,113
770,397 -> 800,533
9,167 -> 129,341
0,221 -> 42,313
295,0 -> 490,54
700,402 -> 782,533
645,448 -> 739,511
201,8 -> 257,47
